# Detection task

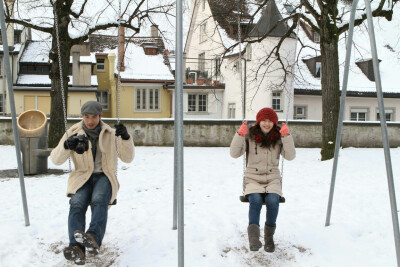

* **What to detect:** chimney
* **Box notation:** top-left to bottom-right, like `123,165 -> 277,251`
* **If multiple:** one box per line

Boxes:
5,0 -> 14,48
151,24 -> 159,38
118,26 -> 125,72
72,52 -> 80,86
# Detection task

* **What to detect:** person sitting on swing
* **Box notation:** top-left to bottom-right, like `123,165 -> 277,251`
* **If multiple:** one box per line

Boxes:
50,101 -> 134,265
230,107 -> 296,253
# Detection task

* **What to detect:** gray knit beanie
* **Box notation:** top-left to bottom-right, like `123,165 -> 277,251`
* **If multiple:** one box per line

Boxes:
81,101 -> 102,115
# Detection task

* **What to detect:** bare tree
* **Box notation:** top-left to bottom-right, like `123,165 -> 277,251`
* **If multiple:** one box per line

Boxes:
4,0 -> 174,147
220,0 -> 397,160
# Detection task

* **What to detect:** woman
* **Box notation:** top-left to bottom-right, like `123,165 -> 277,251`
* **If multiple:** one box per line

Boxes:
230,107 -> 296,252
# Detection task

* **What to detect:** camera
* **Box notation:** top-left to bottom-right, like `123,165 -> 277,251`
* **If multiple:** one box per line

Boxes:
72,134 -> 89,154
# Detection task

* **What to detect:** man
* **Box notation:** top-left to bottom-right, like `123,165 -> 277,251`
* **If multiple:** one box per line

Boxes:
50,101 -> 134,265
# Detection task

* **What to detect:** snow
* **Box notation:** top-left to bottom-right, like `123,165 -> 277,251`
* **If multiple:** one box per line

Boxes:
1,145 -> 399,266
17,75 -> 98,86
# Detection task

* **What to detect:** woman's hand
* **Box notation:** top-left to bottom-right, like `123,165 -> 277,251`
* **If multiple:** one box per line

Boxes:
237,121 -> 248,137
279,122 -> 290,137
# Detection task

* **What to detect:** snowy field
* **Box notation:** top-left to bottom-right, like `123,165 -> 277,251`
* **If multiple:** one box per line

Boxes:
0,145 -> 399,267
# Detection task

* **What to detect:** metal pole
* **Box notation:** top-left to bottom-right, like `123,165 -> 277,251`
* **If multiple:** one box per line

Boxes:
0,0 -> 30,226
175,0 -> 184,266
2,60 -> 5,115
325,0 -> 358,227
173,69 -> 178,230
364,0 -> 400,265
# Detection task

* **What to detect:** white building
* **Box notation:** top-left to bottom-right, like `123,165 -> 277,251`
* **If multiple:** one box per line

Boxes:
179,0 -> 297,120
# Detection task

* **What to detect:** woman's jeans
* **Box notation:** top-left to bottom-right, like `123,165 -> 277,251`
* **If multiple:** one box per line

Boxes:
247,193 -> 280,227
68,173 -> 112,249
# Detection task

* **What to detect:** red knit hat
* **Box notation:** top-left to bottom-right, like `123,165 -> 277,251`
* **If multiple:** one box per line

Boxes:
255,108 -> 278,126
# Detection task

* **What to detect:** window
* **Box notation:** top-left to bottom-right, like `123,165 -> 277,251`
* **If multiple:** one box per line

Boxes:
200,22 -> 207,43
313,31 -> 320,43
350,108 -> 368,121
284,4 -> 294,13
96,91 -> 109,111
315,61 -> 321,78
214,57 -> 221,76
294,106 -> 307,120
246,44 -> 252,61
198,52 -> 205,73
202,0 -> 206,10
96,58 -> 105,72
272,92 -> 281,111
377,108 -> 394,121
228,103 -> 236,118
135,88 -> 160,112
0,95 -> 4,113
188,94 -> 207,112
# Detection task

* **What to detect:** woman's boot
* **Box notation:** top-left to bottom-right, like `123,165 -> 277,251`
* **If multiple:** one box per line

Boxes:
264,225 -> 276,252
247,224 -> 262,251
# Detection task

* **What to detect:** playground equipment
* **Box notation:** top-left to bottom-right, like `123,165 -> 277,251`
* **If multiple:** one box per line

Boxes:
17,109 -> 51,175
325,0 -> 400,266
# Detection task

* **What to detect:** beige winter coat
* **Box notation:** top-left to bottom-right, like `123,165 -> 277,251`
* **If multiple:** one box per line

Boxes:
230,133 -> 296,196
50,121 -> 134,205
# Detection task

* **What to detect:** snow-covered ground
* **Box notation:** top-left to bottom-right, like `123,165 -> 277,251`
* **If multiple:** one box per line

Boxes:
0,145 -> 399,266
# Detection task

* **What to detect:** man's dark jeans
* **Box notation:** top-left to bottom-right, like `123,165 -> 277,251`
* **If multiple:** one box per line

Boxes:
68,173 -> 111,249
247,193 -> 280,227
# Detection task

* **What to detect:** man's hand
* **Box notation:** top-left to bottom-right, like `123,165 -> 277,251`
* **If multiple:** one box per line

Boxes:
115,123 -> 130,140
64,134 -> 78,150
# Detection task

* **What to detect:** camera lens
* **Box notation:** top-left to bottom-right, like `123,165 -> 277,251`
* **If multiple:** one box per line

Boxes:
76,143 -> 85,154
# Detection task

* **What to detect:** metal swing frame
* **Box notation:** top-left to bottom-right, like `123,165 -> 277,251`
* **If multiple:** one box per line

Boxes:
324,0 -> 400,265
0,0 -> 30,226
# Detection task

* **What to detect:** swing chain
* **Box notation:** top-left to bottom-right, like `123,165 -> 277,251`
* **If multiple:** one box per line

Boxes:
115,0 -> 122,180
54,8 -> 71,172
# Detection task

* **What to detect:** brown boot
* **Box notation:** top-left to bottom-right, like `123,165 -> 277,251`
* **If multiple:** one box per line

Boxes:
74,230 -> 100,255
63,246 -> 85,265
264,225 -> 276,252
247,224 -> 262,251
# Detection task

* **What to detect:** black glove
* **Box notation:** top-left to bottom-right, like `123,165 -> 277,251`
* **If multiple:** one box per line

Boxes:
64,133 -> 78,150
115,123 -> 130,140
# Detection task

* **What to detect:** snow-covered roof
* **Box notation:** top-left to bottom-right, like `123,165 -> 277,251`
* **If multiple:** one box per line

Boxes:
19,41 -> 51,63
17,74 -> 98,86
95,42 -> 174,81
0,43 -> 23,53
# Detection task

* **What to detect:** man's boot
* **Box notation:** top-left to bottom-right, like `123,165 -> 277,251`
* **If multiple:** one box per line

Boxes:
63,245 -> 85,265
264,225 -> 276,252
74,230 -> 100,255
247,224 -> 262,251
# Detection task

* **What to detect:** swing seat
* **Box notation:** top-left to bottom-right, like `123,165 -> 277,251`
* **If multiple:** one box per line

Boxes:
239,195 -> 285,204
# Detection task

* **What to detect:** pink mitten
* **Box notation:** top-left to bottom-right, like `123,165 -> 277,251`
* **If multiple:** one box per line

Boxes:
279,122 -> 290,137
237,121 -> 248,137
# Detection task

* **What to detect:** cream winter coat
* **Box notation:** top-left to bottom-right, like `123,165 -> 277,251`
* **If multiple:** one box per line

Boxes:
230,133 -> 295,196
50,121 -> 134,205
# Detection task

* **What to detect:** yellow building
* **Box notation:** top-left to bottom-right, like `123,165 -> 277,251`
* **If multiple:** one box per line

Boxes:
13,41 -> 98,116
91,30 -> 175,119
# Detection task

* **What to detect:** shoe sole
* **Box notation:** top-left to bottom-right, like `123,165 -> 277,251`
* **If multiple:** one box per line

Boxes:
74,230 -> 100,255
63,247 -> 85,265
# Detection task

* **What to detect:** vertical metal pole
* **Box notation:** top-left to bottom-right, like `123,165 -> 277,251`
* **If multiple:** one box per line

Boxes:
325,0 -> 358,227
364,0 -> 400,265
0,0 -> 30,226
173,70 -> 178,230
2,60 -> 5,115
175,0 -> 184,266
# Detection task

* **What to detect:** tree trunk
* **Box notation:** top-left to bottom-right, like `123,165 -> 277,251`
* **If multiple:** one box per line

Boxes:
48,8 -> 72,148
320,6 -> 340,161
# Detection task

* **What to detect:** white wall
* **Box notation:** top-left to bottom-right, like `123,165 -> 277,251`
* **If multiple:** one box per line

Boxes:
294,94 -> 400,121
